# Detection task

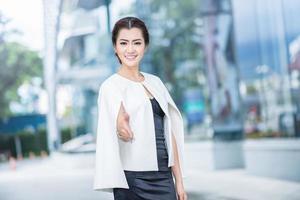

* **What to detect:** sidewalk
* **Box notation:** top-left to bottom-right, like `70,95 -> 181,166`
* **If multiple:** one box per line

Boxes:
0,141 -> 300,200
184,141 -> 300,200
185,168 -> 300,200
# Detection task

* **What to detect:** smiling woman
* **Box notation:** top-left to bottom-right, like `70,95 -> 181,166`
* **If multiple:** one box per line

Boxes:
114,27 -> 146,68
93,16 -> 187,200
112,17 -> 149,68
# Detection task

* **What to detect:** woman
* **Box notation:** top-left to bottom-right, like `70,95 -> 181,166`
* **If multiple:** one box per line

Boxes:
93,16 -> 187,200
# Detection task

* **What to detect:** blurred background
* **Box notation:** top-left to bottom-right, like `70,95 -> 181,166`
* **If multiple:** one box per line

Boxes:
0,0 -> 300,199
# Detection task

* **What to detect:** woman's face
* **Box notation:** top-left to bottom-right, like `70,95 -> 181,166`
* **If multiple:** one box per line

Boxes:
114,27 -> 146,68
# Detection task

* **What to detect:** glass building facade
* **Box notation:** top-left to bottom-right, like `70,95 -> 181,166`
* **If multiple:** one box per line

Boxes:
233,0 -> 300,137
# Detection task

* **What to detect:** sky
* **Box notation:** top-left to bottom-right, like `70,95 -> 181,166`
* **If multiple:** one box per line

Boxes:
0,0 -> 44,51
0,0 -> 134,52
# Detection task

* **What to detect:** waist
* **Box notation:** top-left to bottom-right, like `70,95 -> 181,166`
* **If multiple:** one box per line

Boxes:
124,168 -> 172,177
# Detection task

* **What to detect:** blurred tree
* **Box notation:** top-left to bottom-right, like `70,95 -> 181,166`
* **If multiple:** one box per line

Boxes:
0,12 -> 10,44
0,12 -> 21,45
134,0 -> 205,107
0,13 -> 43,118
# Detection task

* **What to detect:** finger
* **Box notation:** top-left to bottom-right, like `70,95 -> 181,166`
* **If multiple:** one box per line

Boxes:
119,134 -> 130,142
117,129 -> 125,137
117,129 -> 127,139
123,120 -> 134,139
128,127 -> 134,139
123,129 -> 134,141
118,129 -> 133,142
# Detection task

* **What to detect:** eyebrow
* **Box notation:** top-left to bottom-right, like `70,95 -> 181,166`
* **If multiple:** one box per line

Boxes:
119,39 -> 142,42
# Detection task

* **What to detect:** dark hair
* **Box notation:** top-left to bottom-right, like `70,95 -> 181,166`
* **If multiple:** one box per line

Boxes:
112,16 -> 149,64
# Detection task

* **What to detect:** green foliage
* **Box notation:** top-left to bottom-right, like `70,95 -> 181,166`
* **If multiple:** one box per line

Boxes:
61,127 -> 72,144
60,124 -> 87,144
246,85 -> 257,94
0,134 -> 14,155
246,130 -> 286,139
0,42 -> 43,117
0,126 -> 85,159
0,128 -> 49,158
0,12 -> 43,118
18,128 -> 49,156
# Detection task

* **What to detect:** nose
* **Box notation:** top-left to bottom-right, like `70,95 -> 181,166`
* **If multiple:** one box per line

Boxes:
126,43 -> 135,53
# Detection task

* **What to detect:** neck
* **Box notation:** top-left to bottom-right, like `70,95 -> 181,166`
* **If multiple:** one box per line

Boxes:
118,65 -> 141,78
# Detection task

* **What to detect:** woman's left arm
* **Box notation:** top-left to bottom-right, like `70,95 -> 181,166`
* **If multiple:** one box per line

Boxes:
171,133 -> 188,200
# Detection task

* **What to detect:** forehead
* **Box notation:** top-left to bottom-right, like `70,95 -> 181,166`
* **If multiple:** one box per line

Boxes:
117,27 -> 144,40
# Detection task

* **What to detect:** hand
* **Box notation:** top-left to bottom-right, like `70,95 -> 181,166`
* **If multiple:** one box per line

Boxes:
116,103 -> 134,142
175,181 -> 188,200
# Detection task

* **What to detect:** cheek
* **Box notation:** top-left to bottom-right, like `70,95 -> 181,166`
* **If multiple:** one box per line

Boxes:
137,47 -> 146,54
115,47 -> 125,55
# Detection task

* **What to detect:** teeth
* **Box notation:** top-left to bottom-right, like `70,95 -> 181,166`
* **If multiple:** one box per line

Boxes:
126,55 -> 137,60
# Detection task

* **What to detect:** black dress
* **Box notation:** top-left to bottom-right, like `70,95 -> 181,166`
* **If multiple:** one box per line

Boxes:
113,97 -> 177,200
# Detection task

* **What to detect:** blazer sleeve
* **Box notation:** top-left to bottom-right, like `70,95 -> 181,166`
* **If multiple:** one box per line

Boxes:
93,82 -> 129,192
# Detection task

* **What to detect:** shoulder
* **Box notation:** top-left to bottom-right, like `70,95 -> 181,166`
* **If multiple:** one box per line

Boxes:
142,71 -> 159,80
97,75 -> 124,104
142,72 -> 168,93
98,74 -> 119,92
142,71 -> 164,85
97,74 -> 123,101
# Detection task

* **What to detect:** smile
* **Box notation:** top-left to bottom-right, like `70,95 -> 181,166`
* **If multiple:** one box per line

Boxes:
125,55 -> 138,60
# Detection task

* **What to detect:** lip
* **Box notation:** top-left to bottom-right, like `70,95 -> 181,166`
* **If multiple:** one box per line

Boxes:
125,55 -> 138,61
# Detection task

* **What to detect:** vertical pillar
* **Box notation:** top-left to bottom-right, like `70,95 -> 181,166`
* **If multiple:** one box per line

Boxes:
42,0 -> 62,152
14,135 -> 22,159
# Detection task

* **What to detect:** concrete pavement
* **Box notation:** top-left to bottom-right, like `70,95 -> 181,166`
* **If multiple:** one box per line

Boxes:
0,141 -> 299,200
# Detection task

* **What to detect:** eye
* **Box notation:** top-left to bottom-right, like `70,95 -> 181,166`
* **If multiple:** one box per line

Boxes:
134,42 -> 142,45
120,42 -> 127,45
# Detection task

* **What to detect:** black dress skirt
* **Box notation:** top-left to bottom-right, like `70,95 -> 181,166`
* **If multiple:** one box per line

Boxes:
113,97 -> 177,200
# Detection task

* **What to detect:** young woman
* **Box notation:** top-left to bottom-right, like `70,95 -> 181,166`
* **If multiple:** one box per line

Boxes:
93,16 -> 187,200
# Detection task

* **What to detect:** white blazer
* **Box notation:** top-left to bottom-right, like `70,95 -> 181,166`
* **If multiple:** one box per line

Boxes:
93,71 -> 185,192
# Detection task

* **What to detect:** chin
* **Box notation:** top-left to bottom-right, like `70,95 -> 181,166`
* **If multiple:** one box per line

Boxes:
122,60 -> 140,67
125,63 -> 138,68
